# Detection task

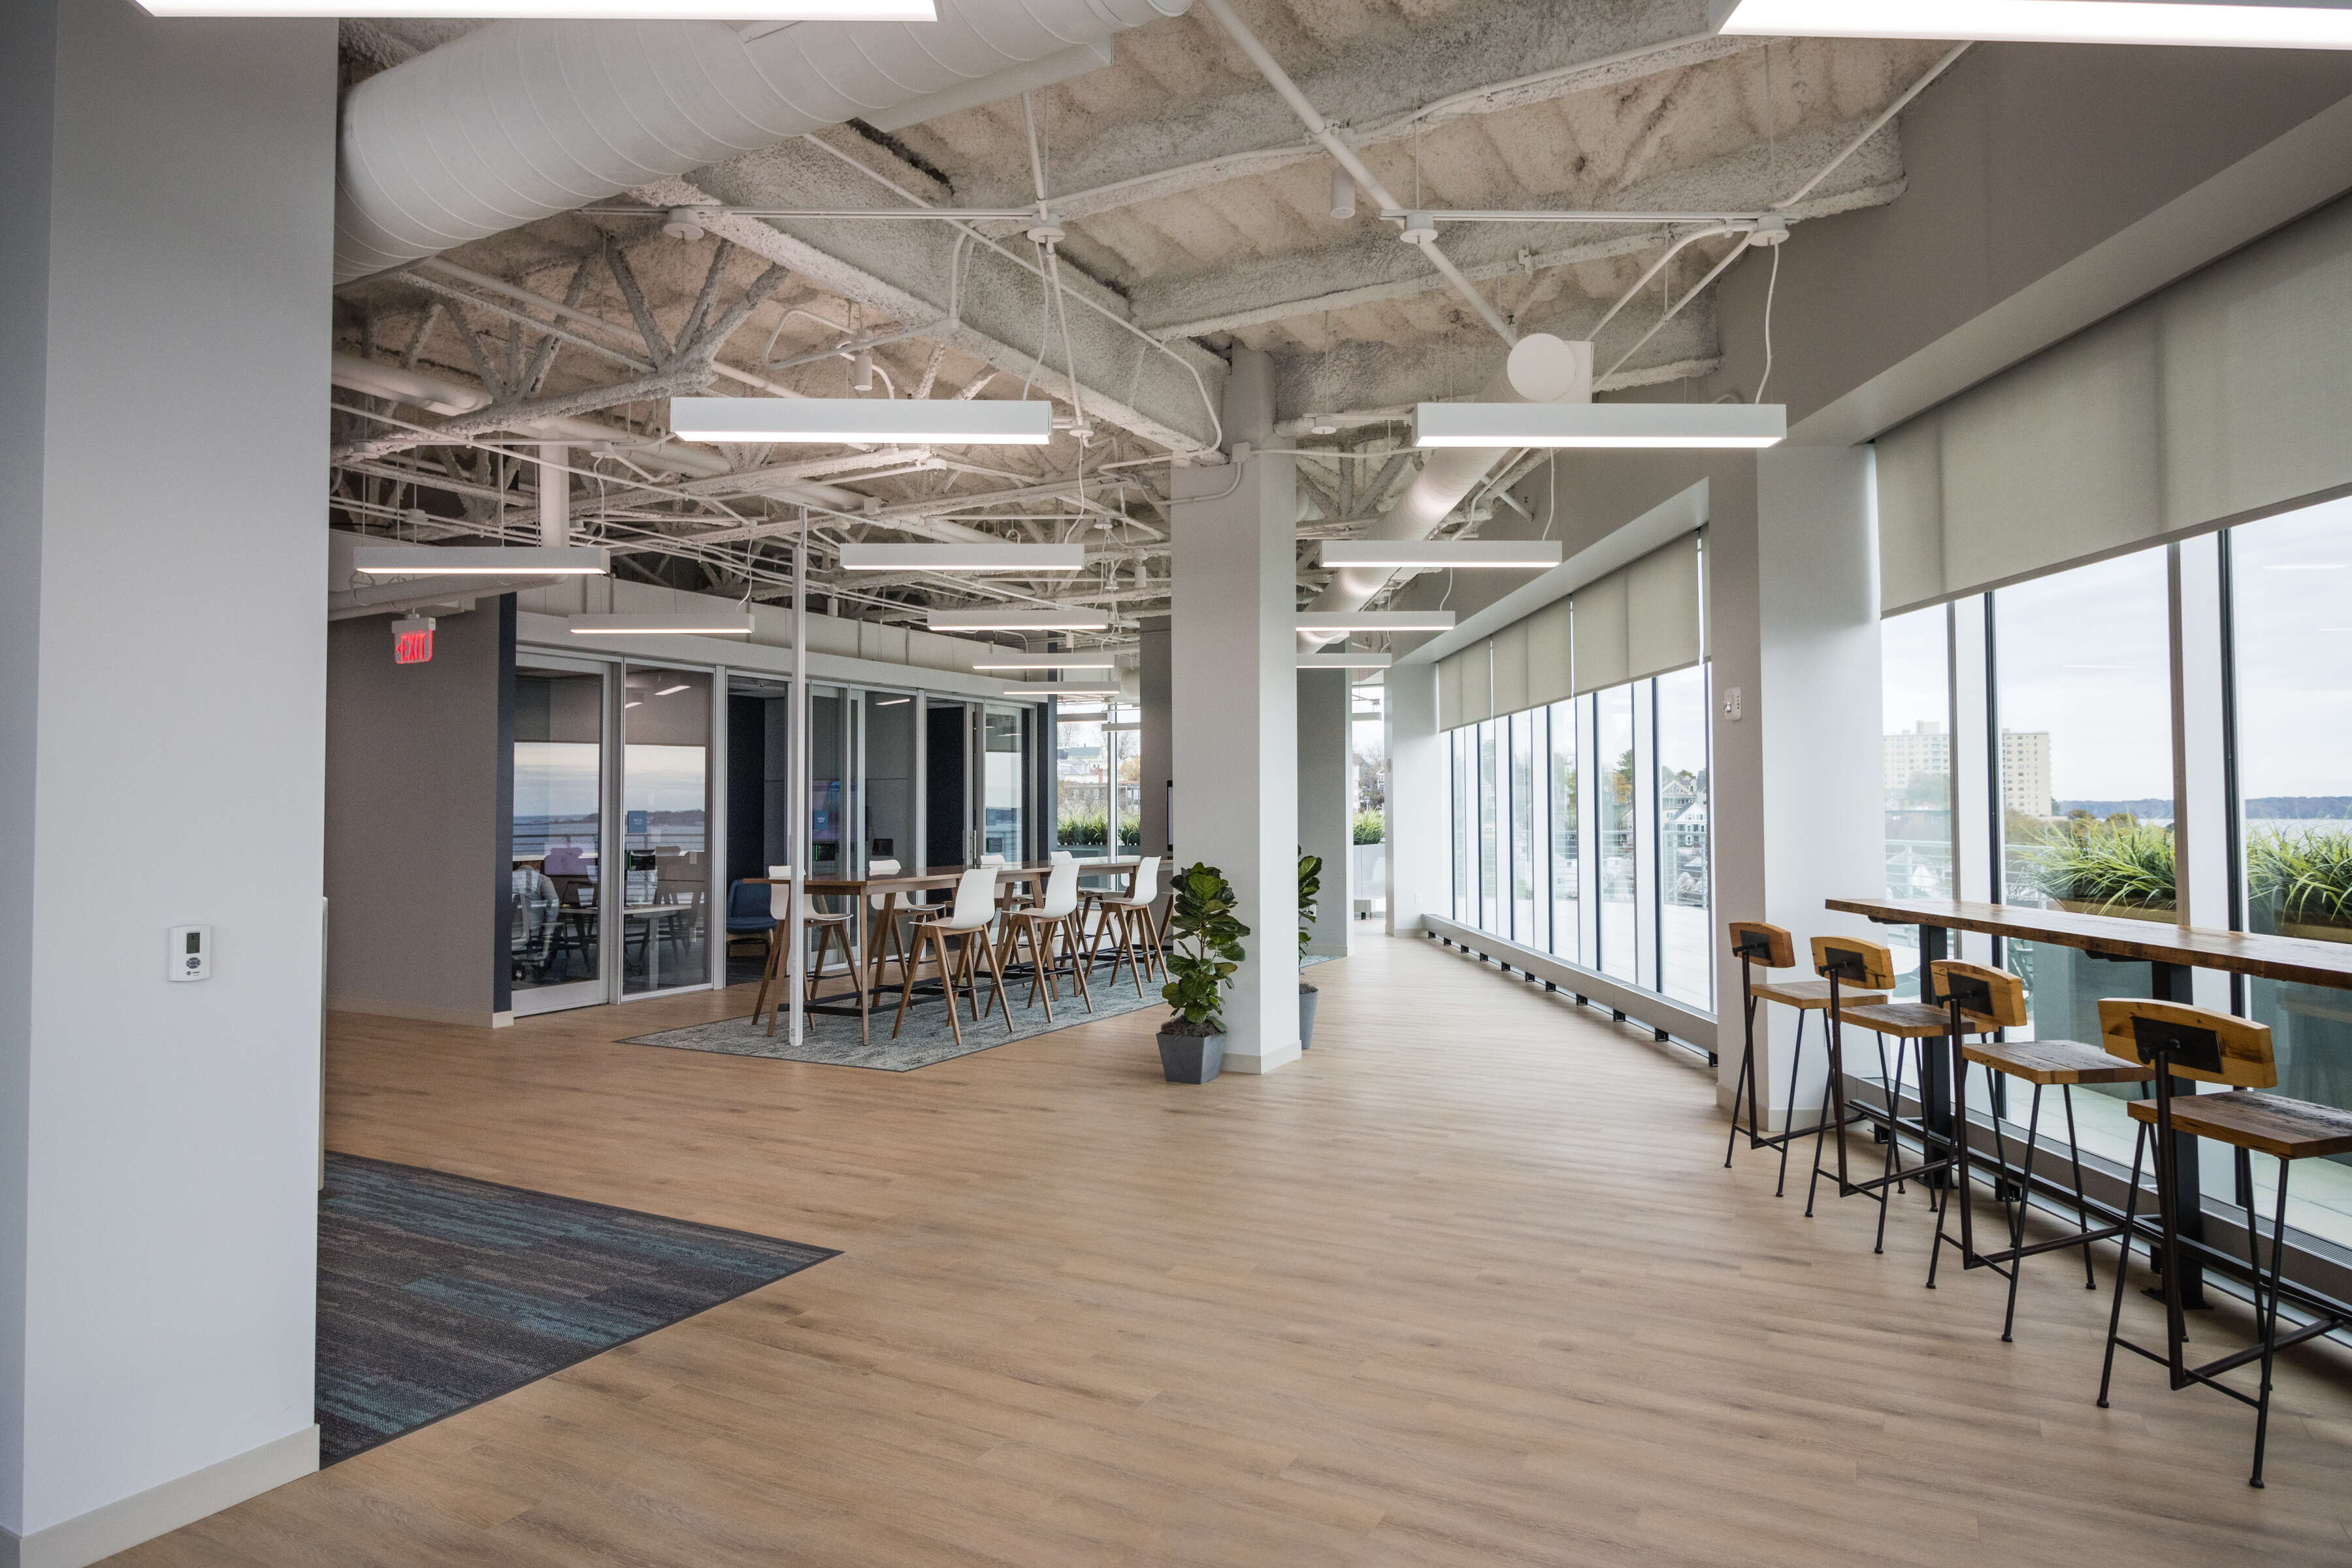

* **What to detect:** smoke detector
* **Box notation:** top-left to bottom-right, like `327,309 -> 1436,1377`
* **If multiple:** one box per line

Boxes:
662,208 -> 709,242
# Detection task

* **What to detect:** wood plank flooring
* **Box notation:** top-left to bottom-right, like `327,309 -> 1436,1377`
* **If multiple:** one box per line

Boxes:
112,934 -> 2352,1565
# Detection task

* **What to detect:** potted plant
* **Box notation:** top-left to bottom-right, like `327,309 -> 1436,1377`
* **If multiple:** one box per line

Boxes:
2019,818 -> 2177,921
1157,862 -> 1250,1083
1298,849 -> 1323,1049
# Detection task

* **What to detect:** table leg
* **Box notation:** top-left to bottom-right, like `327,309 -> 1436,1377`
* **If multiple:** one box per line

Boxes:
1915,924 -> 1952,1188
2150,959 -> 2210,1310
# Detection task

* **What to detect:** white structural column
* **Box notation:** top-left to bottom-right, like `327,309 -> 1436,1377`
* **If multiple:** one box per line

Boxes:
538,444 -> 570,545
1135,614 -> 1172,857
0,5 -> 335,1563
1297,668 -> 1355,956
1708,449 -> 1887,1128
1171,350 -> 1299,1072
1384,661 -> 1446,936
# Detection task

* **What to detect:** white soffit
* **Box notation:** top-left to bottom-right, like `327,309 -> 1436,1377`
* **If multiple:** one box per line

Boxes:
1296,610 -> 1460,632
1299,652 -> 1396,668
929,608 -> 1111,631
1709,0 -> 2352,48
1414,402 -> 1786,449
672,397 -> 1053,446
144,0 -> 933,15
568,610 -> 754,635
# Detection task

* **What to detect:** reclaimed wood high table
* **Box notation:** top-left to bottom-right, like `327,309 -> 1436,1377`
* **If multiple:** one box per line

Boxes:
762,858 -> 1146,1022
1827,895 -> 2352,1309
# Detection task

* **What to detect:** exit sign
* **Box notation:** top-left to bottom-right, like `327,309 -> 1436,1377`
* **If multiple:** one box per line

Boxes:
391,614 -> 436,664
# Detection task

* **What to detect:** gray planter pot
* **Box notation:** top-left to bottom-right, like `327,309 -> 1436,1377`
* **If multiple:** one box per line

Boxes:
1298,983 -> 1318,1049
1156,1030 -> 1225,1083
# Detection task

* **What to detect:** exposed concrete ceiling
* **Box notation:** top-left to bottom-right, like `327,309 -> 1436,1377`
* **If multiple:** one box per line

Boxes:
327,2 -> 1952,639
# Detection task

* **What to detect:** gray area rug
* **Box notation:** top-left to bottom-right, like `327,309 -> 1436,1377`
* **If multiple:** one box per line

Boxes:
624,954 -> 1334,1071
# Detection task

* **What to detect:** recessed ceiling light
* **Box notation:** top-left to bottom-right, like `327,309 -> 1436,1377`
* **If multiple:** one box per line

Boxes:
140,0 -> 934,17
568,610 -> 755,636
1296,610 -> 1459,632
672,397 -> 1053,447
352,544 -> 610,577
1318,541 -> 1565,570
930,609 -> 1112,632
1413,402 -> 1786,449
1708,0 -> 2352,47
839,543 -> 1085,573
1005,684 -> 1120,697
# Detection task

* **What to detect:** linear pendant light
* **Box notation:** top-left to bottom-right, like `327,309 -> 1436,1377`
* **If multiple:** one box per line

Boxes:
1296,610 -> 1458,632
139,1 -> 933,18
568,609 -> 754,636
1299,652 -> 1394,668
1413,402 -> 1786,449
1708,0 -> 2352,47
672,397 -> 1053,446
353,544 -> 610,577
972,658 -> 1119,670
838,543 -> 1085,573
1318,540 -> 1563,570
1004,683 -> 1120,697
930,608 -> 1111,632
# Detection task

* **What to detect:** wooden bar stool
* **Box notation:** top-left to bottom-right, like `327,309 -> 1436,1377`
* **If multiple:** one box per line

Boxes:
1805,936 -> 1996,1252
998,859 -> 1094,1022
2094,997 -> 2352,1487
1086,855 -> 1164,998
894,866 -> 1011,1049
1923,960 -> 2155,1339
753,867 -> 864,1039
1722,921 -> 1887,1196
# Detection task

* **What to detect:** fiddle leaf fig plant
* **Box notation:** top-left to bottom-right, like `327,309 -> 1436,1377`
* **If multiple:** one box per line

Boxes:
1297,849 -> 1323,980
1161,862 -> 1250,1036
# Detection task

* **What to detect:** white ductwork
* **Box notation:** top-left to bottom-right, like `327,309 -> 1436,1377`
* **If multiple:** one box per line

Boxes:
335,0 -> 1190,286
1303,333 -> 1590,644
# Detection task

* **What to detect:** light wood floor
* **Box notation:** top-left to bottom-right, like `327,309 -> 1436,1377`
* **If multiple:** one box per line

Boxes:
114,934 -> 2352,1566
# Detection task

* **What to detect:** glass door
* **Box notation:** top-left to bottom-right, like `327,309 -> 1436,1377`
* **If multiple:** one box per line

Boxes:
511,655 -> 608,1017
981,706 -> 1024,860
619,664 -> 713,996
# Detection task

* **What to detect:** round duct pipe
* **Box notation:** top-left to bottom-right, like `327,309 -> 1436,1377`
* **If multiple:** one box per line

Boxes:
335,0 -> 1190,284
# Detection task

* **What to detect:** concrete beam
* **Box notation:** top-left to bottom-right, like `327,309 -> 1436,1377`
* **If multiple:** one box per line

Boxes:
630,136 -> 1225,455
1132,118 -> 1906,342
985,0 -> 1747,225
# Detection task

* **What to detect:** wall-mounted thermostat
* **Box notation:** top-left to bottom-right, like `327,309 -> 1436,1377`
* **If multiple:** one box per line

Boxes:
169,926 -> 212,983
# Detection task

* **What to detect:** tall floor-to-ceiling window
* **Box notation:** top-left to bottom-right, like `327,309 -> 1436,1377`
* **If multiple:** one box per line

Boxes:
1655,665 -> 1712,1010
1878,498 -> 2352,1249
1548,700 -> 1580,965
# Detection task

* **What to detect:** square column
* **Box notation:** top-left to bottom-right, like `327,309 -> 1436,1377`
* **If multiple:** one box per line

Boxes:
1296,667 -> 1354,957
1709,449 -> 1886,1126
1171,451 -> 1300,1073
0,3 -> 335,1561
1383,661 -> 1445,935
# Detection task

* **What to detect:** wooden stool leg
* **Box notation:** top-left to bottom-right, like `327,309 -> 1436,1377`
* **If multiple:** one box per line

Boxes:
893,926 -> 934,1039
753,927 -> 783,1026
940,932 -> 967,1049
1063,917 -> 1096,1012
980,923 -> 1015,1026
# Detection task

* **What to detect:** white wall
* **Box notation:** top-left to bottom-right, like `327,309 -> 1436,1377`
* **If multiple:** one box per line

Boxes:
325,608 -> 503,1026
1297,668 -> 1354,958
0,2 -> 333,1558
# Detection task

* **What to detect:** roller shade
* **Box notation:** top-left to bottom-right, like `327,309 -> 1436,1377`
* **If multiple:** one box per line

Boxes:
1437,649 -> 1464,731
1526,596 -> 1574,708
1569,570 -> 1627,696
1878,193 -> 2352,612
1460,640 -> 1493,725
1491,621 -> 1529,717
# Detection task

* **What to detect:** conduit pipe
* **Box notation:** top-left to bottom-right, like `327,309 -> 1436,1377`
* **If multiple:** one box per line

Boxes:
1301,333 -> 1589,645
335,0 -> 1191,285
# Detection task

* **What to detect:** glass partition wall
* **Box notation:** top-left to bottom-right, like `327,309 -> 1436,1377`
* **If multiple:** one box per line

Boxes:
1878,495 -> 2352,1254
510,655 -> 1041,1013
1445,664 -> 1715,1017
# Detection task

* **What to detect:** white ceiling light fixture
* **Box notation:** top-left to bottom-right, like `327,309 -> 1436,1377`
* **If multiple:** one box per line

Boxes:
568,609 -> 755,636
838,543 -> 1086,573
353,545 -> 610,578
672,397 -> 1053,447
1708,0 -> 2352,48
930,608 -> 1112,632
1414,402 -> 1786,450
139,0 -> 934,17
972,658 -> 1119,670
1296,610 -> 1458,632
1318,541 -> 1565,570
1004,684 -> 1120,698
1299,652 -> 1395,668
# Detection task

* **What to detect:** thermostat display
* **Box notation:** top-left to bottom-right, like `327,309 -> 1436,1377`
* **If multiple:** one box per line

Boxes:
169,926 -> 212,983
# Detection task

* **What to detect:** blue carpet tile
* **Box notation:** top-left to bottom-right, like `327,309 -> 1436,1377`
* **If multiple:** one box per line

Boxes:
317,1153 -> 836,1464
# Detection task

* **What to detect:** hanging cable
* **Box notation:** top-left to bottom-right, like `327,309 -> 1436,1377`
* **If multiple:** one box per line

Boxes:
1754,240 -> 1782,404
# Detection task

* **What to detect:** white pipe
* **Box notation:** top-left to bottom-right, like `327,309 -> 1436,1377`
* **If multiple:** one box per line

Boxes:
1303,333 -> 1589,642
1772,42 -> 1970,212
335,0 -> 1190,284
